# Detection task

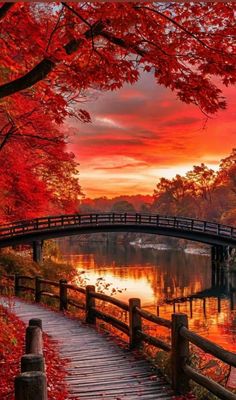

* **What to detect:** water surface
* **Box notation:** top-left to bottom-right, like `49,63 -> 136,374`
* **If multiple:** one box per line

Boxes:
58,240 -> 236,351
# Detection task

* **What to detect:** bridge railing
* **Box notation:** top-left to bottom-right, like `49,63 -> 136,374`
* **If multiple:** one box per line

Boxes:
0,213 -> 235,240
2,273 -> 235,399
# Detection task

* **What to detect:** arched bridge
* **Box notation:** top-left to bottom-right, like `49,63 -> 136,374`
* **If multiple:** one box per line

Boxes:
0,213 -> 235,248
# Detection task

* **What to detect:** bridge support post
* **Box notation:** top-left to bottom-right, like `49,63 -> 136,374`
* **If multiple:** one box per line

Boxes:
32,241 -> 43,264
171,313 -> 190,394
211,246 -> 216,262
211,245 -> 230,264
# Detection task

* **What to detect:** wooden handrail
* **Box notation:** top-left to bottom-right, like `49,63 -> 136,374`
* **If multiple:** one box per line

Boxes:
18,275 -> 35,281
18,285 -> 35,293
40,291 -> 60,300
1,273 -> 236,399
92,308 -> 129,336
137,330 -> 171,352
182,364 -> 236,400
67,299 -> 85,310
91,291 -> 129,312
180,326 -> 236,367
39,278 -> 59,287
135,307 -> 171,328
66,283 -> 86,294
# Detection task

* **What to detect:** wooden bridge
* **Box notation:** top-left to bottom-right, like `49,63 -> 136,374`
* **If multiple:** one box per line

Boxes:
1,274 -> 236,400
0,213 -> 236,248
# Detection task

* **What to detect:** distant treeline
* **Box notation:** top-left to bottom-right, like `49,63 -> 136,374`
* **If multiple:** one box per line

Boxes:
80,149 -> 236,225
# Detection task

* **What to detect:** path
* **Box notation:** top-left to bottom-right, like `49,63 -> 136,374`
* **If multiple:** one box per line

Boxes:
3,298 -> 174,400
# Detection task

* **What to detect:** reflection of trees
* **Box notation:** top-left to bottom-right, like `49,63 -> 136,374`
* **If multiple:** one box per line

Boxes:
59,241 -> 211,301
57,241 -> 235,350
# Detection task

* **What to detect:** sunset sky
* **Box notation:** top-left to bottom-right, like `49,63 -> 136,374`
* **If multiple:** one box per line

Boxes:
67,72 -> 236,198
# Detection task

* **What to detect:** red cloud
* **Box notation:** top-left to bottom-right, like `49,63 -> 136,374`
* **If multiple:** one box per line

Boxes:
66,73 -> 236,197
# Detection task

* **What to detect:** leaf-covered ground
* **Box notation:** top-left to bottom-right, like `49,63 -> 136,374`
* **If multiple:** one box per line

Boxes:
0,303 -> 70,400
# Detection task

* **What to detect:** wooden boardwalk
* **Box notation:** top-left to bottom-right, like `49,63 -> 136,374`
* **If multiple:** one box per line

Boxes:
4,299 -> 174,400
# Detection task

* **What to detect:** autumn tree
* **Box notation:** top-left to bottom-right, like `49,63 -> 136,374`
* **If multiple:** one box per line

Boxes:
0,2 -> 235,221
111,200 -> 136,213
0,2 -> 235,118
152,175 -> 197,216
0,95 -> 82,222
152,150 -> 236,223
186,164 -> 217,203
215,149 -> 236,224
217,149 -> 236,195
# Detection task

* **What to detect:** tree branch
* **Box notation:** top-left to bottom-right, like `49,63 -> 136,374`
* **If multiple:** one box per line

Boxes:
100,31 -> 146,57
134,5 -> 227,54
0,126 -> 16,151
61,2 -> 91,28
0,2 -> 14,21
0,20 -> 105,99
10,132 -> 64,143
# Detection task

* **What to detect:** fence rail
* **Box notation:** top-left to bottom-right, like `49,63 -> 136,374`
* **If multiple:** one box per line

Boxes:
0,213 -> 235,244
1,273 -> 236,399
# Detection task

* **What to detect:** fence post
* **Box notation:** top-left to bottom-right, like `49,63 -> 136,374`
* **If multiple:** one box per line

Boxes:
29,318 -> 42,330
129,298 -> 142,349
59,279 -> 68,311
15,371 -> 47,400
171,313 -> 190,394
25,326 -> 43,355
85,285 -> 96,324
21,354 -> 45,372
35,276 -> 41,303
15,274 -> 21,297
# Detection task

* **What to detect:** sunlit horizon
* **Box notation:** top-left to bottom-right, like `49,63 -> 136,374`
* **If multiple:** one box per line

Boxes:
79,161 -> 220,198
67,73 -> 236,199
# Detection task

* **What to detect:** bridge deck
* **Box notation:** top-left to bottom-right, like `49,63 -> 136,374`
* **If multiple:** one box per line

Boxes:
5,299 -> 173,400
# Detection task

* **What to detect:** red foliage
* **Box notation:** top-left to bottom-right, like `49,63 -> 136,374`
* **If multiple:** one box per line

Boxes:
0,94 -> 82,223
0,2 -> 235,115
0,304 -> 70,400
0,2 -> 235,222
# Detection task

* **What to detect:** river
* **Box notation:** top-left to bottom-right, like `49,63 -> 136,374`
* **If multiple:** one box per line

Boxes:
57,239 -> 236,352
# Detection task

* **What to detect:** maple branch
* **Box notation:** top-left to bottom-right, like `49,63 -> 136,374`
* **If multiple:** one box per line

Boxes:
0,2 -> 14,21
46,7 -> 64,53
11,133 -> 64,143
134,5 -> 231,55
0,20 -> 105,99
61,2 -> 92,28
100,31 -> 146,57
134,5 -> 213,50
0,126 -> 17,151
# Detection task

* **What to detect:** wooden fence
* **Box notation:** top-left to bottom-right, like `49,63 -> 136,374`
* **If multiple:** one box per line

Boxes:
15,317 -> 47,400
2,274 -> 236,400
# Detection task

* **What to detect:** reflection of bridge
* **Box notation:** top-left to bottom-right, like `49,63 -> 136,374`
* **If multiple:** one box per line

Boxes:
162,268 -> 236,317
0,213 -> 235,262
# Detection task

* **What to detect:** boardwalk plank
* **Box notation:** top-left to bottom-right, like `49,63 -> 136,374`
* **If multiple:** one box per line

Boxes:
2,298 -> 173,400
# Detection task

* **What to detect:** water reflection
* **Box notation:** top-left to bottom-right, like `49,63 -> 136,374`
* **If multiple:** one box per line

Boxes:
58,240 -> 236,351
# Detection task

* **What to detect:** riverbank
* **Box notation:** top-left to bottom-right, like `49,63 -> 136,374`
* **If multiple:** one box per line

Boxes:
129,238 -> 211,256
0,247 -> 77,282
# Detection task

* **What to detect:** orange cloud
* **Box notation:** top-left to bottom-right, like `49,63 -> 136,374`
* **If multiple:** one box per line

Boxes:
67,72 -> 236,198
